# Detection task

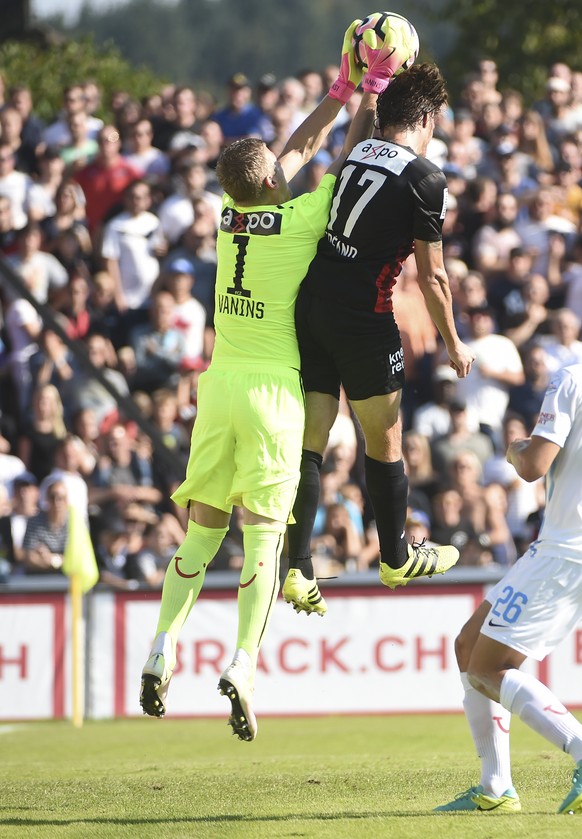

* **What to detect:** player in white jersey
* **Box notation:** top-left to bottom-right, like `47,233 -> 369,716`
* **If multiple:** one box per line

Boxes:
435,363 -> 582,814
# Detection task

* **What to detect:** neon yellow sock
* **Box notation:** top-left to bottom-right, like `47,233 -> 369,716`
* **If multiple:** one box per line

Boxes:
155,519 -> 227,659
236,522 -> 285,670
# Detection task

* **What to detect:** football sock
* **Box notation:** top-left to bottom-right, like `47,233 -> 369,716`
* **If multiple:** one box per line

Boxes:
461,672 -> 513,797
365,455 -> 408,569
500,668 -> 582,763
236,521 -> 286,673
287,449 -> 323,580
154,519 -> 227,660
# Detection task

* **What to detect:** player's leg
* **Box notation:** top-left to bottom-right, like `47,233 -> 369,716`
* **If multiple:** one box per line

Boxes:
140,368 -> 234,717
284,286 -> 341,614
435,601 -> 518,812
140,503 -> 229,718
284,391 -> 338,615
468,556 -> 582,814
218,369 -> 304,739
350,391 -> 459,587
220,509 -> 286,742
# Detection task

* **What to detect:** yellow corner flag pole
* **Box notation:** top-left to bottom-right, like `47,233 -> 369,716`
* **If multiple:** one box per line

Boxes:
63,505 -> 100,728
70,571 -> 84,728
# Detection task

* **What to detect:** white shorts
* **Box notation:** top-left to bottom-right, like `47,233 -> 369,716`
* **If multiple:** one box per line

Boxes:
481,550 -> 582,660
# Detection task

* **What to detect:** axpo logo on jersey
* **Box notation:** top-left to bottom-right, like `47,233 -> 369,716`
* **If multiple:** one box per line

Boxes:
221,207 -> 282,236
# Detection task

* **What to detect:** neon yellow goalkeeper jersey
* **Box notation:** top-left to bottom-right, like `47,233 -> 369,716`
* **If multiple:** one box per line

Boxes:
212,174 -> 336,370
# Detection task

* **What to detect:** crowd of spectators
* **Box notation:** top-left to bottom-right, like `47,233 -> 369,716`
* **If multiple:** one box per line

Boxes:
0,55 -> 581,587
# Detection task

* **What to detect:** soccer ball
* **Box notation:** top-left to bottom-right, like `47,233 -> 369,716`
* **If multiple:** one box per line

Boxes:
352,11 -> 419,75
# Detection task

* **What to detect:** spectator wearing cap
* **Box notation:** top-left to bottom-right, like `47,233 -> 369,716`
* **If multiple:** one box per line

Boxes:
404,507 -> 436,548
101,178 -> 164,313
456,303 -> 525,447
0,470 -> 39,573
256,73 -> 279,139
212,73 -> 273,144
163,257 -> 208,364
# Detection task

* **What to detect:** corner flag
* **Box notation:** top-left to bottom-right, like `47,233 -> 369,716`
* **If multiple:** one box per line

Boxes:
63,505 -> 99,594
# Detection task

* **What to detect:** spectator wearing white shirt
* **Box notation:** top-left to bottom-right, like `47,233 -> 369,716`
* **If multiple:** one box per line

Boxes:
456,303 -> 525,448
101,179 -> 164,312
540,308 -> 582,372
157,156 -> 222,246
164,258 -> 208,363
0,141 -> 33,230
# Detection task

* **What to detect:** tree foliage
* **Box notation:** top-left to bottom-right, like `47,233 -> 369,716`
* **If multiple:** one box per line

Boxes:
31,0 -> 582,110
0,32 -> 166,123
430,0 -> 582,103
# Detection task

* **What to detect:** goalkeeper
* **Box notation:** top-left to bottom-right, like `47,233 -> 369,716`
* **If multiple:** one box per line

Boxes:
139,19 -> 402,742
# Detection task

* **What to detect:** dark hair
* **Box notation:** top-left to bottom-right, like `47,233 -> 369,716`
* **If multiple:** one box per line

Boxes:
376,64 -> 448,133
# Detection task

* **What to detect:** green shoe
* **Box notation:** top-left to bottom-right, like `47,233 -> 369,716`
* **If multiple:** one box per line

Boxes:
434,785 -> 521,813
282,568 -> 327,615
380,541 -> 460,590
558,761 -> 582,814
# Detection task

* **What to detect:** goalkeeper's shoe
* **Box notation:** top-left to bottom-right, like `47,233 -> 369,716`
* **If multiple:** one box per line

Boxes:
140,653 -> 173,718
434,785 -> 521,813
379,540 -> 459,590
558,760 -> 582,814
282,568 -> 327,616
218,661 -> 257,742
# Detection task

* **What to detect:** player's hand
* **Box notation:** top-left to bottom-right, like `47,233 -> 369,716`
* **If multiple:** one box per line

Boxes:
329,19 -> 363,103
361,28 -> 411,93
447,343 -> 476,379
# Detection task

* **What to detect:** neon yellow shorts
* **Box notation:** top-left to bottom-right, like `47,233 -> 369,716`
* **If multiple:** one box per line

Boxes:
171,366 -> 304,522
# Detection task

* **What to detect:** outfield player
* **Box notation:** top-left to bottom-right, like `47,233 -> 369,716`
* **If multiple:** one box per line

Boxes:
138,20 -> 405,741
435,363 -> 582,814
283,64 -> 475,614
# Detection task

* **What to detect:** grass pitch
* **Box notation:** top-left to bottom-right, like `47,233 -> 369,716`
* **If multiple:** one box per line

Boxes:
1,713 -> 580,838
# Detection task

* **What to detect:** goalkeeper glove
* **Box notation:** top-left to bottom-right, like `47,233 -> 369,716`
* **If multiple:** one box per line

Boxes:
361,29 -> 408,95
328,19 -> 363,104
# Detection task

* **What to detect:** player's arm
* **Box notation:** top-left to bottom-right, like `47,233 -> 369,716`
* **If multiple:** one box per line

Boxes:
278,19 -> 363,181
414,239 -> 475,378
506,435 -> 561,482
326,91 -> 377,177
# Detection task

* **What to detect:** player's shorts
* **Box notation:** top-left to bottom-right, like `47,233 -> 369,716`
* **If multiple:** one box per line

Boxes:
171,365 -> 304,522
480,550 -> 582,660
295,285 -> 405,401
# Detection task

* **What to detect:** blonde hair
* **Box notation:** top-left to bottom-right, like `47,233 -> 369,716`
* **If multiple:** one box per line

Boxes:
34,383 -> 67,439
216,138 -> 270,203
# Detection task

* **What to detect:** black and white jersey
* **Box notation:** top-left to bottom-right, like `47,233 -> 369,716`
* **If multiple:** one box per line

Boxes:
302,138 -> 449,314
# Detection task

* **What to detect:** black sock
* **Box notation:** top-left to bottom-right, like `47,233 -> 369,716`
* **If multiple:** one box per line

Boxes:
287,449 -> 323,580
365,455 -> 409,569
